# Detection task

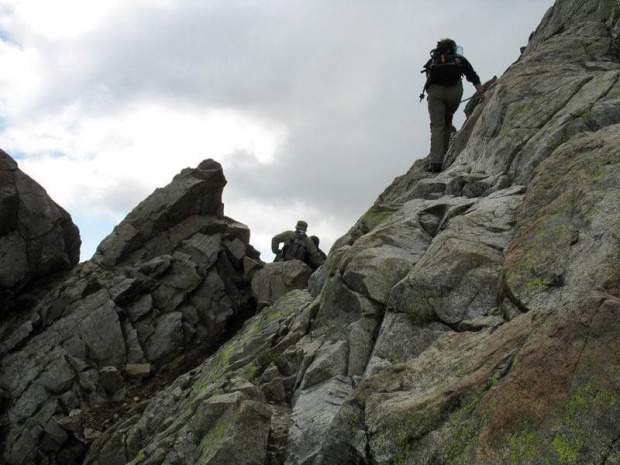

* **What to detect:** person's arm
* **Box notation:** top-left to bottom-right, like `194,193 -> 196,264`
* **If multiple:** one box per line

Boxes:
272,231 -> 290,254
458,57 -> 486,100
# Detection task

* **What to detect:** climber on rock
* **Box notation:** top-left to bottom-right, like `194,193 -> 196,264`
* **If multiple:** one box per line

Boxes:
310,235 -> 327,263
272,220 -> 325,270
420,38 -> 486,173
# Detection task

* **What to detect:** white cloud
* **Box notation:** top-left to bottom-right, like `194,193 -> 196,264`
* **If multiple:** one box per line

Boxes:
0,41 -> 44,116
1,0 -> 141,40
11,101 -> 287,218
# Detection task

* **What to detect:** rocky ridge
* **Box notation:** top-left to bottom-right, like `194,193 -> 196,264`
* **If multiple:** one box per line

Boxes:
0,159 -> 265,464
2,0 -> 620,463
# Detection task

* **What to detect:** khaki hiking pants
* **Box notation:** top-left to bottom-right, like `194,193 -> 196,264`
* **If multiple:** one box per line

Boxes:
427,80 -> 463,165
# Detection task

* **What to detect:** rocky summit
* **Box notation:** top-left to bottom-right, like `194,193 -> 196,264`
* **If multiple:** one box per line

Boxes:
1,0 -> 620,464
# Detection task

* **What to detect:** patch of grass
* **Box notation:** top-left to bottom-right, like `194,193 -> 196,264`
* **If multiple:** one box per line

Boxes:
257,349 -> 278,368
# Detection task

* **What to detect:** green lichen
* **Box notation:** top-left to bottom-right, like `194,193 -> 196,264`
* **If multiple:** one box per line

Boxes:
360,206 -> 393,232
535,225 -> 564,238
577,109 -> 592,123
443,426 -> 477,465
610,393 -> 618,407
567,381 -> 592,425
221,342 -> 236,366
442,388 -> 489,465
393,443 -> 411,465
246,364 -> 260,383
595,0 -> 619,21
195,412 -> 233,464
501,102 -> 532,135
325,246 -> 349,278
127,449 -> 146,464
526,278 -> 548,293
511,259 -> 534,274
509,430 -> 545,465
401,289 -> 436,325
503,381 -> 606,465
545,380 -> 599,463
551,434 -> 581,463
390,408 -> 443,464
197,341 -> 237,393
241,320 -> 261,343
268,309 -> 285,322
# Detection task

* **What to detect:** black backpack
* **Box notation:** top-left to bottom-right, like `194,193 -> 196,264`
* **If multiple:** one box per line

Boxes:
284,230 -> 307,261
426,46 -> 462,86
419,43 -> 463,101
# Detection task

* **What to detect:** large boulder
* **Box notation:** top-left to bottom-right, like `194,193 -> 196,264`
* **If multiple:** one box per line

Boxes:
251,260 -> 313,310
0,149 -> 80,311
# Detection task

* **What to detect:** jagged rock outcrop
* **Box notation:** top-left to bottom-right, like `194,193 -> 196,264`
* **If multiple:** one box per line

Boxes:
78,1 -> 620,464
0,149 -> 80,311
0,159 -> 263,465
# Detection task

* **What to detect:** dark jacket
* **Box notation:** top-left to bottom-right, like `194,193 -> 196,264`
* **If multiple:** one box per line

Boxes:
271,230 -> 325,269
424,55 -> 481,87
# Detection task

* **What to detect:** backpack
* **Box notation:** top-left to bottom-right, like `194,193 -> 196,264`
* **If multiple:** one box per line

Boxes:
284,230 -> 307,261
425,45 -> 462,87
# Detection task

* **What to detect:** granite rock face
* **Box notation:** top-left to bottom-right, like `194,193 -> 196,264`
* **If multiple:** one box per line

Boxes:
0,159 -> 263,465
4,0 -> 620,464
0,149 -> 80,311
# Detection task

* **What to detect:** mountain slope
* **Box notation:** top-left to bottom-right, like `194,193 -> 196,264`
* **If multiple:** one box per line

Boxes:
83,0 -> 620,464
2,0 -> 620,464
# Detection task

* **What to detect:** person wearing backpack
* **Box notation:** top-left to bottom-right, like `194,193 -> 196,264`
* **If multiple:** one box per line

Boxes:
271,220 -> 325,270
420,38 -> 486,173
310,235 -> 327,262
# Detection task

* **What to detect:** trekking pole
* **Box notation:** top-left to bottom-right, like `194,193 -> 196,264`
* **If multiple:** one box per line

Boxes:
460,96 -> 474,103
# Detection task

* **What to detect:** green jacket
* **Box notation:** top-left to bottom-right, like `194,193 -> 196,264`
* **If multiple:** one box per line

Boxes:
271,230 -> 325,269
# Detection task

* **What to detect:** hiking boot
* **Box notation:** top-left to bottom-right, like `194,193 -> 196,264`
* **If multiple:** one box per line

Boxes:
425,163 -> 442,173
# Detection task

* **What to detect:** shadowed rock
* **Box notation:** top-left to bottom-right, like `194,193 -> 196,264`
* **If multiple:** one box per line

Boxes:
0,149 -> 80,313
94,158 -> 227,267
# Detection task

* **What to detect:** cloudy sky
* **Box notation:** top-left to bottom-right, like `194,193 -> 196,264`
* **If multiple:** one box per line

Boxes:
0,0 -> 554,261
